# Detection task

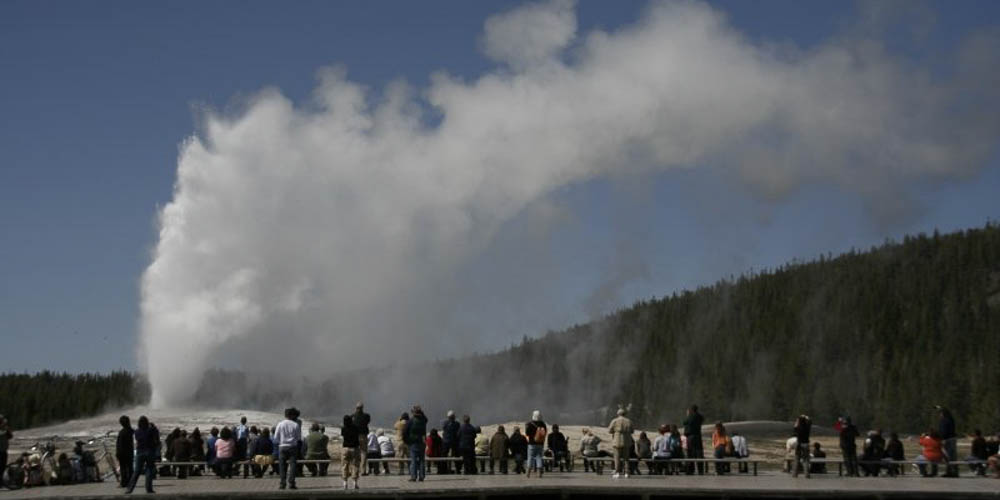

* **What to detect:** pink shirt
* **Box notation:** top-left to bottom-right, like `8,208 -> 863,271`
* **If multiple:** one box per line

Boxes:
215,438 -> 235,459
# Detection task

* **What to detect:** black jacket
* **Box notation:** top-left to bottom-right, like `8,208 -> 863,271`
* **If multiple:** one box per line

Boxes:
405,414 -> 428,446
172,437 -> 192,461
884,438 -> 904,460
341,422 -> 361,448
839,424 -> 859,450
508,432 -> 528,456
117,427 -> 135,458
441,418 -> 460,445
458,423 -> 480,451
548,431 -> 568,453
794,419 -> 811,444
684,412 -> 704,437
353,411 -> 371,436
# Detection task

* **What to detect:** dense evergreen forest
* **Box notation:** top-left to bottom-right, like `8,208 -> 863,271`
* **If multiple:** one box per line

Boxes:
4,224 -> 998,434
0,371 -> 149,430
470,223 -> 1000,432
192,223 -> 1000,434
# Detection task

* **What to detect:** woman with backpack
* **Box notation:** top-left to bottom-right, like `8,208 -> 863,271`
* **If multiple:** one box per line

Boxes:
525,411 -> 547,478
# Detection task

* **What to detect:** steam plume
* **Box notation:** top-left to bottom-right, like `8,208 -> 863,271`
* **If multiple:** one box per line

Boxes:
141,0 -> 1000,407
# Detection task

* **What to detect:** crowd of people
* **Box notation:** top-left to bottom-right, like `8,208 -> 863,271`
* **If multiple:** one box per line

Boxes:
788,406 -> 1000,479
3,403 -> 1000,493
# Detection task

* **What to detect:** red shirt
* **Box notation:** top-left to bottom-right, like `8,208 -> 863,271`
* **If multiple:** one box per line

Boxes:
919,435 -> 942,462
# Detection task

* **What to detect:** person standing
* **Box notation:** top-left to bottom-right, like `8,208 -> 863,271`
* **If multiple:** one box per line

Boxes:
125,415 -> 159,495
440,410 -> 461,474
394,413 -> 409,476
793,414 -> 812,478
683,405 -> 705,475
0,415 -> 12,489
404,406 -> 428,482
274,408 -> 302,490
116,416 -> 134,488
458,415 -> 481,474
340,415 -> 361,489
525,410 -> 548,478
352,403 -> 371,475
937,406 -> 959,477
837,417 -> 860,477
489,425 -> 510,474
608,407 -> 634,479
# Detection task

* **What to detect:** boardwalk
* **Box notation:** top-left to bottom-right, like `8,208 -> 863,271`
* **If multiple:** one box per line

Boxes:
3,472 -> 998,499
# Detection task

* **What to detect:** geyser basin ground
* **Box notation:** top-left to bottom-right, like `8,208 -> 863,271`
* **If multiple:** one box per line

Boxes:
4,473 -> 998,500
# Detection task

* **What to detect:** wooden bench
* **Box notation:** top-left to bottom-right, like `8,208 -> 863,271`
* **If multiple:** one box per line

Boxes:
785,458 -> 985,477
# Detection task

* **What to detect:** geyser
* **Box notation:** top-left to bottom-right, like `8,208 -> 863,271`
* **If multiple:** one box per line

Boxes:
140,0 -> 1000,407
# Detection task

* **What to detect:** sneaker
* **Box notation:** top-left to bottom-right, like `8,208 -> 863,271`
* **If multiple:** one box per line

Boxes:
289,485 -> 297,490
624,473 -> 629,478
613,472 -> 620,479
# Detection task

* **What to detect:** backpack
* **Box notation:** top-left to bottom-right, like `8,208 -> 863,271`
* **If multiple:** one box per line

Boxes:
669,435 -> 682,457
533,426 -> 547,444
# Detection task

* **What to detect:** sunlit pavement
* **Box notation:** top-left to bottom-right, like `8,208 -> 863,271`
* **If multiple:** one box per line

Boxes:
2,471 -> 998,499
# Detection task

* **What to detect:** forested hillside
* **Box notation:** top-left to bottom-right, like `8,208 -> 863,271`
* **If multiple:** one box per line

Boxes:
191,223 -> 1000,434
0,371 -> 149,429
5,224 -> 998,434
513,223 -> 1000,431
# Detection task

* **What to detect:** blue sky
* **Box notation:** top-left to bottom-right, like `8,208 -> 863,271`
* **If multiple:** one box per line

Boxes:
2,0 -> 999,374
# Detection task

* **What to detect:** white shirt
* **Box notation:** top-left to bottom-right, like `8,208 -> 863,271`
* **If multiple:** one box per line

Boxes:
274,419 -> 301,449
731,435 -> 748,457
377,435 -> 394,455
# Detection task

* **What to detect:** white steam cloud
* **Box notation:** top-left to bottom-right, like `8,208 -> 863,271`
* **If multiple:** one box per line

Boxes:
141,0 -> 1000,406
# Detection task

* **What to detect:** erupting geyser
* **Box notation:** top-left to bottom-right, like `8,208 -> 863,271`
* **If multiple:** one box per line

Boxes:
139,0 -> 1000,407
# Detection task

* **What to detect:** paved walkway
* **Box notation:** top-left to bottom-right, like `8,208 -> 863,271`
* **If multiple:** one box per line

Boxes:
2,472 -> 999,499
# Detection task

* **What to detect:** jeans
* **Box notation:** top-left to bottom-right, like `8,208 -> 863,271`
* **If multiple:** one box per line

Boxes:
943,438 -> 958,476
687,436 -> 704,474
916,454 -> 939,476
551,450 -> 570,471
117,454 -> 133,487
714,445 -> 730,474
527,444 -> 544,472
461,448 -> 477,474
279,446 -> 297,488
793,442 -> 810,477
409,444 -> 425,481
443,442 -> 460,473
842,446 -> 858,476
126,449 -> 156,493
216,457 -> 233,478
